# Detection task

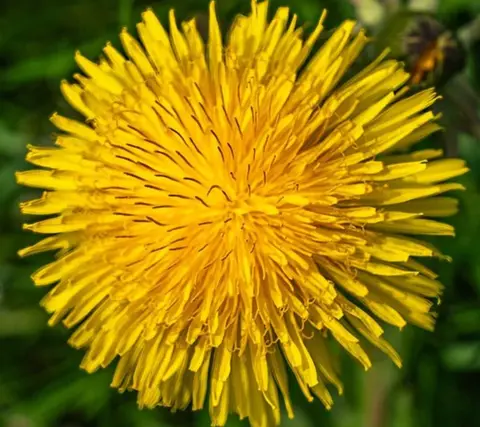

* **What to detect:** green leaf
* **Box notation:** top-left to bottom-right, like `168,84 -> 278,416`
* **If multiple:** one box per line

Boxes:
0,308 -> 46,336
8,371 -> 112,426
449,305 -> 480,333
390,389 -> 414,427
439,0 -> 480,16
0,123 -> 28,157
2,50 -> 76,84
2,37 -> 113,85
442,342 -> 480,371
118,0 -> 135,27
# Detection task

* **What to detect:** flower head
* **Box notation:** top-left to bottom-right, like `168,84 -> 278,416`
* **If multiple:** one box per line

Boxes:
17,1 -> 467,426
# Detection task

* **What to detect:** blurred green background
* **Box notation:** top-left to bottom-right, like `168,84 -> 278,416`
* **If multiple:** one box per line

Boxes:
1,0 -> 480,426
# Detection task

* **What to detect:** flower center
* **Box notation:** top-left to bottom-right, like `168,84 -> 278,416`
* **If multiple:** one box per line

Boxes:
230,196 -> 279,216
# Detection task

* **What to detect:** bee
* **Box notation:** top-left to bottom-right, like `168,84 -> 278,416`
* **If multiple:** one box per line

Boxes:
404,16 -> 465,86
408,32 -> 457,84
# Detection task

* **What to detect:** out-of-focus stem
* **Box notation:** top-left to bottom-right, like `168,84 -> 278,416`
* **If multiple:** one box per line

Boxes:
364,364 -> 391,427
458,16 -> 480,48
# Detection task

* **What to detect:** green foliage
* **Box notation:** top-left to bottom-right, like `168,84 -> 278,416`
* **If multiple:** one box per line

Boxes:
0,0 -> 479,426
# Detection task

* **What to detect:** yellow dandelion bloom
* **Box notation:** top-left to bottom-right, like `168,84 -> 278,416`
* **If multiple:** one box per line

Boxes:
17,1 -> 468,426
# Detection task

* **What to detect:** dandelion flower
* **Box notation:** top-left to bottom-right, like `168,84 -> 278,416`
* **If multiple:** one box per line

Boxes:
17,1 -> 468,426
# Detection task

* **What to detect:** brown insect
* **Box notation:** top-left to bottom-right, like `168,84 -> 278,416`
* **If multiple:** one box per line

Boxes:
404,16 -> 464,86
408,32 -> 457,85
